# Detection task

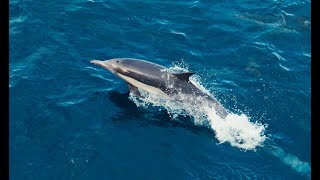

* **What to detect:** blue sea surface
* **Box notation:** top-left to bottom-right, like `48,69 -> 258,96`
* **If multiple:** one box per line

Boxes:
9,0 -> 311,179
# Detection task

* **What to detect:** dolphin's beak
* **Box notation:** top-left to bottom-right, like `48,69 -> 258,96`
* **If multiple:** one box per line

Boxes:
90,60 -> 104,66
90,59 -> 115,73
90,60 -> 109,69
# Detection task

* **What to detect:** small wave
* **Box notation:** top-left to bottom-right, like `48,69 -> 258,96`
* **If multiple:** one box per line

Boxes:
272,52 -> 286,61
189,50 -> 202,57
84,66 -> 99,71
302,52 -> 310,58
129,63 -> 266,150
56,98 -> 87,107
279,63 -> 290,71
9,16 -> 27,25
281,10 -> 295,17
156,19 -> 169,25
169,29 -> 187,38
188,0 -> 200,8
90,73 -> 115,82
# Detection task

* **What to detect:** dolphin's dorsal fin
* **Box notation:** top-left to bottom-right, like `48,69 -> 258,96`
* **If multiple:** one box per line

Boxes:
172,72 -> 194,81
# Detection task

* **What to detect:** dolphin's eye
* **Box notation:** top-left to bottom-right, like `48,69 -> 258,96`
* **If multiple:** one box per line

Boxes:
116,60 -> 120,63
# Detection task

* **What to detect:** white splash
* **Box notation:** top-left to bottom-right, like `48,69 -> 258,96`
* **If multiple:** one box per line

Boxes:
129,63 -> 267,150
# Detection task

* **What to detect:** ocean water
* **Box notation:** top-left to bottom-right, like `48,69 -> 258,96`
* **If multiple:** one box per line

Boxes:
9,0 -> 311,179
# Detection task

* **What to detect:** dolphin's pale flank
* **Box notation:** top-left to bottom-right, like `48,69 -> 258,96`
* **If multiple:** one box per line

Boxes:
91,58 -> 228,118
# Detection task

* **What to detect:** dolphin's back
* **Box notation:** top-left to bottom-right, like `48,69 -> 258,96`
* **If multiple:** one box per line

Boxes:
171,80 -> 228,118
117,58 -> 170,87
120,58 -> 166,77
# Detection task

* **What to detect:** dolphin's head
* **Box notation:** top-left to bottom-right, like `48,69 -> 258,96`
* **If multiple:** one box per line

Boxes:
90,58 -> 129,75
90,58 -> 166,80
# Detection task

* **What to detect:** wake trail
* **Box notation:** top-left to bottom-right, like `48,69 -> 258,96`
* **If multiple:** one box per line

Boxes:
263,141 -> 311,178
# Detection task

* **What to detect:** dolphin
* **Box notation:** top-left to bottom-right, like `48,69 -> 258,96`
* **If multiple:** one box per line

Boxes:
91,58 -> 228,118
